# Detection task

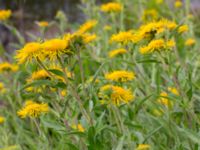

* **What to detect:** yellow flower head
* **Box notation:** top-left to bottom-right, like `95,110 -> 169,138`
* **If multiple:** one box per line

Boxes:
0,62 -> 18,72
0,9 -> 11,21
27,69 -> 50,82
72,124 -> 85,132
82,33 -> 97,44
175,0 -> 183,8
110,31 -> 139,44
178,25 -> 189,33
37,21 -> 49,27
61,90 -> 67,97
99,85 -> 134,106
111,86 -> 134,105
158,92 -> 172,107
77,20 -> 97,34
42,38 -> 69,60
17,100 -> 49,118
140,39 -> 175,54
136,144 -> 150,150
100,2 -> 122,13
108,48 -> 127,58
156,0 -> 163,4
105,70 -> 135,82
0,116 -> 5,124
185,38 -> 196,46
15,42 -> 43,64
168,87 -> 179,96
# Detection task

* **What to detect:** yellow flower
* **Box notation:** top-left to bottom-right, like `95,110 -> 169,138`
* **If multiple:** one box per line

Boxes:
99,85 -> 134,106
15,42 -> 43,64
72,124 -> 85,132
105,70 -> 135,82
136,144 -> 150,150
103,25 -> 112,31
27,69 -> 50,82
111,86 -> 134,105
17,100 -> 49,118
77,20 -> 97,34
168,87 -> 179,96
42,38 -> 69,60
140,39 -> 175,54
158,92 -> 172,107
175,0 -> 183,8
110,31 -> 139,44
108,48 -> 127,58
82,33 -> 97,44
37,21 -> 49,27
61,90 -> 67,97
138,19 -> 177,40
185,38 -> 196,46
100,2 -> 122,13
0,9 -> 11,21
0,116 -> 5,124
0,62 -> 18,72
178,25 -> 189,33
142,9 -> 158,21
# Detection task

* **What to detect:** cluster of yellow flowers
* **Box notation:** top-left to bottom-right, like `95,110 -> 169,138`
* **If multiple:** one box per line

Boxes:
17,100 -> 49,118
0,9 -> 11,21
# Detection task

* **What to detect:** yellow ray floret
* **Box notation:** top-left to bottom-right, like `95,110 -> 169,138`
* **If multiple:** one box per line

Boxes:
136,144 -> 150,150
77,20 -> 97,34
0,116 -> 5,124
105,70 -> 135,82
17,100 -> 49,118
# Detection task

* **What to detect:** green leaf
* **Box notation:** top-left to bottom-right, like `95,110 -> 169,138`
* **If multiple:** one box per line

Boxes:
48,69 -> 64,77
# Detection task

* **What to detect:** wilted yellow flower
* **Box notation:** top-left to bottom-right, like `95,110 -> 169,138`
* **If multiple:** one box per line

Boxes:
104,25 -> 112,31
185,38 -> 196,46
100,2 -> 122,13
178,25 -> 188,33
72,124 -> 85,132
0,116 -> 5,124
37,21 -> 49,27
142,9 -> 158,21
158,92 -> 172,107
42,38 -> 69,60
175,0 -> 183,8
168,87 -> 179,96
140,39 -> 175,54
15,42 -> 43,64
105,70 -> 135,82
17,100 -> 49,118
0,9 -> 11,21
110,31 -> 139,44
0,62 -> 18,72
136,144 -> 150,150
108,48 -> 127,58
77,20 -> 97,34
